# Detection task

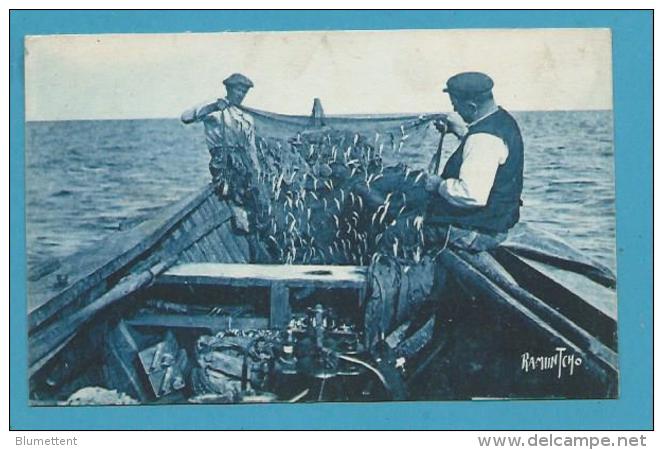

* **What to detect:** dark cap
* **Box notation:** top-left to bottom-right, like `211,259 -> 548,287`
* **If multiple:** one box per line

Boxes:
443,72 -> 494,98
223,73 -> 254,89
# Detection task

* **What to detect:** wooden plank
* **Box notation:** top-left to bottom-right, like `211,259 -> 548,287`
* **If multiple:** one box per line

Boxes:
174,217 -> 203,261
216,222 -> 248,263
127,313 -> 268,331
210,227 -> 233,263
177,249 -> 193,264
492,248 -> 617,349
457,250 -> 618,366
29,184 -> 215,331
30,210 -> 236,372
270,282 -> 291,328
158,263 -> 367,289
30,257 -> 176,366
208,229 -> 230,263
500,223 -> 616,288
517,255 -> 617,320
199,233 -> 219,262
192,241 -> 210,261
439,250 -> 618,380
104,320 -> 150,402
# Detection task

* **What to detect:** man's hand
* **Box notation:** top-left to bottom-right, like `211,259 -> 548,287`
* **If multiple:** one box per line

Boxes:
425,174 -> 443,193
180,108 -> 196,124
433,118 -> 448,134
216,97 -> 229,111
434,113 -> 468,139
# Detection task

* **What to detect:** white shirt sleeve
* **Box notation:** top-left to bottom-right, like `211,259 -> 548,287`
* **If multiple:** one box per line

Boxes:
438,133 -> 508,208
180,100 -> 219,124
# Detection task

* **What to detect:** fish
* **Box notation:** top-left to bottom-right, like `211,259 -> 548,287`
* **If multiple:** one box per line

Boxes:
371,209 -> 380,226
413,215 -> 424,231
379,201 -> 390,224
413,246 -> 422,263
334,198 -> 341,211
414,172 -> 425,184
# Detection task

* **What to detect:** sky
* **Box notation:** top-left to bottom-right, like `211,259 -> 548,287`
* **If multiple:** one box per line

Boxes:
24,29 -> 613,121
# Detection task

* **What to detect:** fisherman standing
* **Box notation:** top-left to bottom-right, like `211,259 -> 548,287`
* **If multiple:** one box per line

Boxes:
181,73 -> 263,207
424,72 -> 524,252
181,73 -> 270,261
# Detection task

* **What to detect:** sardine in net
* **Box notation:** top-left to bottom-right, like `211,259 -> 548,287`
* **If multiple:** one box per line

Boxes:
243,106 -> 446,265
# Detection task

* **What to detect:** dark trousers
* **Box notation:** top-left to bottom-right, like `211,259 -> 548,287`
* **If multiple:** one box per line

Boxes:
423,224 -> 507,253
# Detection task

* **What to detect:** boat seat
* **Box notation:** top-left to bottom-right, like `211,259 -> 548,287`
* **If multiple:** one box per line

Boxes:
157,263 -> 367,327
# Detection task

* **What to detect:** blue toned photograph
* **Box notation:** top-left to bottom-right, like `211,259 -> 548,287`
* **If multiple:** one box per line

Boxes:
24,29 -> 618,407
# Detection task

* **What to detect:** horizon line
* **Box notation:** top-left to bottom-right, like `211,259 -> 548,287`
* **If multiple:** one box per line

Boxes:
26,108 -> 613,123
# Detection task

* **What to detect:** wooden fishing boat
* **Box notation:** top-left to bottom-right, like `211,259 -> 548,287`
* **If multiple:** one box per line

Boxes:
27,178 -> 618,404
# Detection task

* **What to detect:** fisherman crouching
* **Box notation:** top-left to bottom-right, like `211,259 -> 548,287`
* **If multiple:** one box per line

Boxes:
423,71 -> 524,253
181,73 -> 269,260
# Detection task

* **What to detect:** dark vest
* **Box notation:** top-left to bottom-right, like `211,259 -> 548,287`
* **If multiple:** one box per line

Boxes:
426,107 -> 524,234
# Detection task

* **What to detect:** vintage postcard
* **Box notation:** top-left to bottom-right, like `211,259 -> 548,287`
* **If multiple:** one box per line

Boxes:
24,29 -> 618,406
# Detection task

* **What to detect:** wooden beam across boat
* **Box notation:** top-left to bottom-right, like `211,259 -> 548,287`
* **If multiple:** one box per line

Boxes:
157,263 -> 368,328
157,263 -> 368,289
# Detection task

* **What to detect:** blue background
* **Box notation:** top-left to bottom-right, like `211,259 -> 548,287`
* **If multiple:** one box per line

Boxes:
9,10 -> 653,430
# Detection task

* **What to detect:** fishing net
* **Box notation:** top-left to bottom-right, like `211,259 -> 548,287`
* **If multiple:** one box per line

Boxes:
245,106 -> 444,266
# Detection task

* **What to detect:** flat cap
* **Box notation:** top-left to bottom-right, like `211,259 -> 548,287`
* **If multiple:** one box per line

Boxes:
443,72 -> 494,98
223,73 -> 254,88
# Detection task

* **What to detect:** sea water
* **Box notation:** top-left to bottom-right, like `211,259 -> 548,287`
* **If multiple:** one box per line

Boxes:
24,111 -> 617,273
